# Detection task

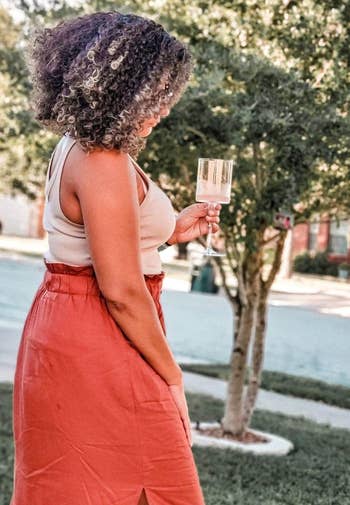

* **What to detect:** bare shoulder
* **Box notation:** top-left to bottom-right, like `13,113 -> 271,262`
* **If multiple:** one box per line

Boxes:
71,144 -> 135,187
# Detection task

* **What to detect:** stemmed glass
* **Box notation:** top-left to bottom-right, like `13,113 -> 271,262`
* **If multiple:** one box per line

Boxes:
195,158 -> 233,256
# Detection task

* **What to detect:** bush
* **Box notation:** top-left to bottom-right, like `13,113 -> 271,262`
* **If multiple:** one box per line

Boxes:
313,251 -> 338,276
293,251 -> 313,273
293,250 -> 338,276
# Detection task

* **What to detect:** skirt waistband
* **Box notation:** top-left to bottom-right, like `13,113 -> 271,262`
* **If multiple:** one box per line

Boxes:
42,259 -> 165,296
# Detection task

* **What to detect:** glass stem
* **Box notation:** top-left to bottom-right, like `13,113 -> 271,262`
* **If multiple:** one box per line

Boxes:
206,202 -> 214,250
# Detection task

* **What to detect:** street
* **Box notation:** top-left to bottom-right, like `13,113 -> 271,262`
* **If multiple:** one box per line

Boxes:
1,253 -> 349,386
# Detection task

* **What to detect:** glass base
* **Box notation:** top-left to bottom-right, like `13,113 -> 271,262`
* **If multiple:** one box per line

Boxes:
201,248 -> 226,257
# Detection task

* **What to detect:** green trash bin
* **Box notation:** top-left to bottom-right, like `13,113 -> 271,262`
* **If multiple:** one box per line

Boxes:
191,259 -> 219,294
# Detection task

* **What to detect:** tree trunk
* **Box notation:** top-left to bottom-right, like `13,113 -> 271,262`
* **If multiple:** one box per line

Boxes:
242,233 -> 286,427
243,285 -> 268,427
222,253 -> 260,437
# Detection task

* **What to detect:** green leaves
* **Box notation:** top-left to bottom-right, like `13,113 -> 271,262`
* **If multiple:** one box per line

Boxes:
3,0 -> 350,232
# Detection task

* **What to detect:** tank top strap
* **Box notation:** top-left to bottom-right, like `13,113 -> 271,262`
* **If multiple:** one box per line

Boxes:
45,134 -> 84,229
44,143 -> 60,199
139,173 -> 148,193
45,135 -> 68,201
128,154 -> 151,193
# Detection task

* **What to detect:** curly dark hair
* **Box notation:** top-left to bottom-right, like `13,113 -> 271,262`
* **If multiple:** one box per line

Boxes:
25,10 -> 193,157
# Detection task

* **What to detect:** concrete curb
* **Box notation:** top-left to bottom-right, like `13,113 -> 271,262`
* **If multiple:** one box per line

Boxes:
191,421 -> 294,455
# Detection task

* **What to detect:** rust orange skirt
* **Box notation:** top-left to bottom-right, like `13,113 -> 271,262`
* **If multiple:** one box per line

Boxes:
10,260 -> 206,505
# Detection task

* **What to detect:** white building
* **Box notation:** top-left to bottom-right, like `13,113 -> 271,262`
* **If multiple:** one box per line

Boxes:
0,193 -> 44,238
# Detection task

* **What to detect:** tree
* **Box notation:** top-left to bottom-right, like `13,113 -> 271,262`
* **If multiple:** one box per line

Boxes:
147,44 -> 349,436
0,0 -> 84,198
132,1 -> 350,437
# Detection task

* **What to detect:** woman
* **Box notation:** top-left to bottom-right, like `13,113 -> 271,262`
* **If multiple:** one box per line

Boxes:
10,11 -> 221,505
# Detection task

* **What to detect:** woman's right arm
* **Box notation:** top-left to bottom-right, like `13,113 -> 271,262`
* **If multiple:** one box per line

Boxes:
74,148 -> 183,387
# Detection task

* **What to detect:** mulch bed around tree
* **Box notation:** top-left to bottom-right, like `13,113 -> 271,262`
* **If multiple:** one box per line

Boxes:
195,424 -> 269,444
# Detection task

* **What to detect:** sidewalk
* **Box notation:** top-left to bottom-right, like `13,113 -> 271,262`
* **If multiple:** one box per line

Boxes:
0,234 -> 48,257
183,371 -> 350,431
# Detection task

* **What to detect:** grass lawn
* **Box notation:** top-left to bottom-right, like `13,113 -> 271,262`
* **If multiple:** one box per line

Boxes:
1,382 -> 350,505
180,362 -> 350,411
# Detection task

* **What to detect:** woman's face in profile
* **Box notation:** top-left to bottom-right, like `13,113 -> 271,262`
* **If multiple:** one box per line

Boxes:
137,105 -> 170,137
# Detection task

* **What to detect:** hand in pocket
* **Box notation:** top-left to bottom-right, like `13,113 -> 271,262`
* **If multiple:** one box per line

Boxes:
168,383 -> 193,447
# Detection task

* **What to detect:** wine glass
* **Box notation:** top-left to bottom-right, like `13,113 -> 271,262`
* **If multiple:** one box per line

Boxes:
196,158 -> 233,256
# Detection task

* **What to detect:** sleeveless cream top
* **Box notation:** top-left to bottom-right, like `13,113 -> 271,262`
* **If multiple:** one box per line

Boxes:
42,133 -> 176,274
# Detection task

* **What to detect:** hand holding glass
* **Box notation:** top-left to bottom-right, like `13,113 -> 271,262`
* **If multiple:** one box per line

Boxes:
196,158 -> 233,256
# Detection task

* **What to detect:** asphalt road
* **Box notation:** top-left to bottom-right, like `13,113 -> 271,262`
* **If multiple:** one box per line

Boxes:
1,254 -> 349,386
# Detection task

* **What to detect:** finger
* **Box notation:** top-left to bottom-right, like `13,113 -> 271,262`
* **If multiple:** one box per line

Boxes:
206,216 -> 220,223
181,415 -> 191,446
182,412 -> 192,447
207,209 -> 220,216
203,203 -> 221,211
188,415 -> 193,446
208,208 -> 220,216
186,418 -> 192,447
198,203 -> 210,214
